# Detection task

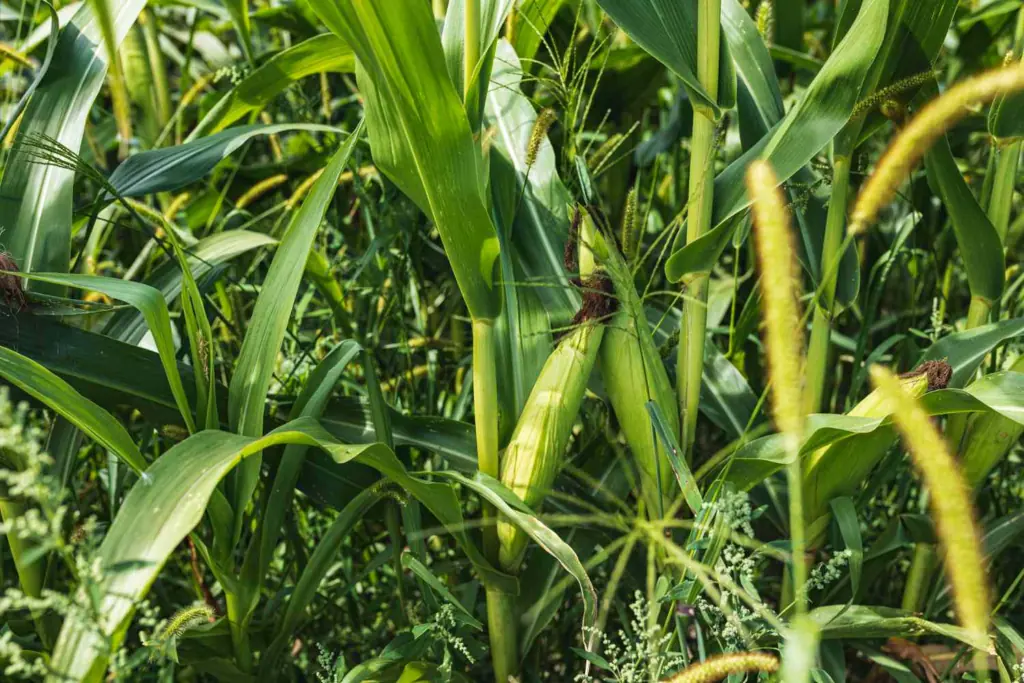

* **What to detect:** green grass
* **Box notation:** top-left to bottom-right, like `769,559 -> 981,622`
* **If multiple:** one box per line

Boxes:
0,1 -> 1023,681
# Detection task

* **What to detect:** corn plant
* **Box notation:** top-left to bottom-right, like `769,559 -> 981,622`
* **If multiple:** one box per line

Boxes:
1,1 -> 1024,682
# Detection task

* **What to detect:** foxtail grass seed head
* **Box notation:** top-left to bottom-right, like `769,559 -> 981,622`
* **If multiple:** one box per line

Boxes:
851,70 -> 938,118
620,186 -> 639,260
850,63 -> 1024,236
527,108 -> 557,167
756,1 -> 774,44
661,652 -> 780,683
747,161 -> 804,446
869,365 -> 990,643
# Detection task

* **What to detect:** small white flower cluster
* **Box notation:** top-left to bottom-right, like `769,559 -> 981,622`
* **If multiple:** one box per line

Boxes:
213,64 -> 251,86
807,549 -> 853,592
709,488 -> 756,537
427,604 -> 475,667
574,591 -> 684,683
1012,658 -> 1024,683
695,595 -> 764,651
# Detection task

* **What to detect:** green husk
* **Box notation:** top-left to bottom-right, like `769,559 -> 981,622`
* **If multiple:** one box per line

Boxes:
598,237 -> 677,518
497,319 -> 605,570
496,209 -> 607,571
803,361 -> 950,544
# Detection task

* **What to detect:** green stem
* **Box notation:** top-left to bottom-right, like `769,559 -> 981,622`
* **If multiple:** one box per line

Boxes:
386,502 -> 409,626
464,0 -> 480,101
678,0 -> 721,459
804,155 -> 852,414
786,438 -> 809,618
473,319 -> 500,562
901,542 -> 937,613
225,590 -> 253,673
486,587 -> 519,683
473,320 -> 515,683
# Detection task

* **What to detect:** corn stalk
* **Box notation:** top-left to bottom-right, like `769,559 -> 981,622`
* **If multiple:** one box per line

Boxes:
678,0 -> 722,459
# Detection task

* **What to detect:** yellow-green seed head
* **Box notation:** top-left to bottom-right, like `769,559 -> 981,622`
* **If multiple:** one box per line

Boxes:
527,108 -> 557,167
747,160 -> 805,448
850,63 -> 1024,236
869,364 -> 989,647
662,651 -> 779,682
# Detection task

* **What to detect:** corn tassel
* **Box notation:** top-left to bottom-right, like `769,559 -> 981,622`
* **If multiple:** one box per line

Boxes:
802,361 -> 950,544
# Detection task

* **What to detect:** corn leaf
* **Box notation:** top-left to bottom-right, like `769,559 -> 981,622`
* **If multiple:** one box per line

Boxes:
11,272 -> 196,433
725,373 -> 1024,491
309,0 -> 501,320
0,0 -> 147,290
46,418 -> 513,683
193,33 -> 355,137
440,470 -> 598,654
0,346 -> 146,474
666,0 -> 889,283
811,605 -> 988,651
593,0 -> 736,116
917,317 -> 1024,387
108,124 -> 342,198
924,135 -> 1005,304
227,127 -> 361,541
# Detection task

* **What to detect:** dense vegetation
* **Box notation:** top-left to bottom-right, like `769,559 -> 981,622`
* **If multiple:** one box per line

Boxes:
1,0 -> 1024,681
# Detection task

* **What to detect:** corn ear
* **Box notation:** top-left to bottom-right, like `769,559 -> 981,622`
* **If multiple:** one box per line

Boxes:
497,209 -> 607,570
803,361 -> 949,544
597,232 -> 677,518
497,319 -> 605,569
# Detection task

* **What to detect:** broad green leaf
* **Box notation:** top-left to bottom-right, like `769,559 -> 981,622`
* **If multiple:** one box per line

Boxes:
108,124 -> 341,198
192,33 -> 355,136
439,470 -> 598,654
0,0 -> 147,290
593,0 -> 736,116
725,373 -> 1024,491
810,605 -> 988,651
924,134 -> 1004,303
0,346 -> 146,474
918,317 -> 1024,387
11,272 -> 196,433
666,0 -> 889,282
102,230 -> 277,345
309,0 -> 501,320
486,40 -> 577,322
228,128 -> 361,540
46,418 -> 512,682
0,314 -> 191,424
722,0 -> 784,146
